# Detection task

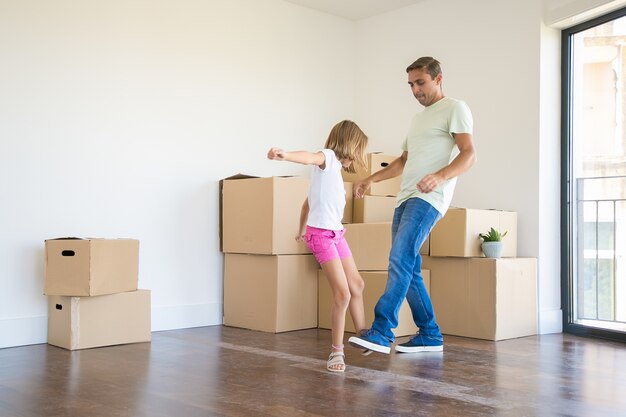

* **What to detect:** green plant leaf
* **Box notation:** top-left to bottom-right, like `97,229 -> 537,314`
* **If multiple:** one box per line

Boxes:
478,227 -> 507,242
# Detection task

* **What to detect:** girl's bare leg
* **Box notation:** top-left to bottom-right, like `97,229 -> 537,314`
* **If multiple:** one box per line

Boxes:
341,256 -> 366,334
320,258 -> 351,371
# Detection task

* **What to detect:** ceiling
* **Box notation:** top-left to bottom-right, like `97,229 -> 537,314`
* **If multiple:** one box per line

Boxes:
284,0 -> 425,21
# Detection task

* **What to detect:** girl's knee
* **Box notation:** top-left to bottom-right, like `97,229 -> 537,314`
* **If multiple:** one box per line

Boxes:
351,275 -> 365,295
344,270 -> 364,294
333,290 -> 351,309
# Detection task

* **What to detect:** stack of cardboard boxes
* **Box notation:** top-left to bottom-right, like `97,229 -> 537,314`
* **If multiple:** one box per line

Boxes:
335,152 -> 537,342
220,175 -> 321,333
44,238 -> 151,350
424,209 -> 538,341
343,153 -> 400,223
219,160 -> 416,336
220,152 -> 538,342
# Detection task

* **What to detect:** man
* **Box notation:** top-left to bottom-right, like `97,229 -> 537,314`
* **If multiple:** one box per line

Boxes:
348,57 -> 476,354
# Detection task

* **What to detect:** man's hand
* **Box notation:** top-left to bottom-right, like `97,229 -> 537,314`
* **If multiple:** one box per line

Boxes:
417,173 -> 444,193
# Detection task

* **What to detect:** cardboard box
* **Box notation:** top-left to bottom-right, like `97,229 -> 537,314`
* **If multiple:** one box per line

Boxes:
344,223 -> 428,270
344,223 -> 391,270
44,238 -> 139,296
221,175 -> 310,255
430,208 -> 518,257
423,256 -> 537,341
421,234 -> 430,256
318,270 -> 430,337
353,195 -> 396,223
343,182 -> 353,223
47,289 -> 151,350
223,253 -> 319,333
342,153 -> 402,196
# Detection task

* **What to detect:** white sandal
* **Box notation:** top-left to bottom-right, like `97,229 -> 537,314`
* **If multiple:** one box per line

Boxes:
327,351 -> 345,373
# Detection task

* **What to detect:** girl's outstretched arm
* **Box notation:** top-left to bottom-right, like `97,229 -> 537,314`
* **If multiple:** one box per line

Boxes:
267,148 -> 326,167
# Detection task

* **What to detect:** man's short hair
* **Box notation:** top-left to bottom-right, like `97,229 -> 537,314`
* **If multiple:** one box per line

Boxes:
406,57 -> 442,80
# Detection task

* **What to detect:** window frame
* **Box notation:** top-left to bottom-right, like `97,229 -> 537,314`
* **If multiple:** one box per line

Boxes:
561,6 -> 626,343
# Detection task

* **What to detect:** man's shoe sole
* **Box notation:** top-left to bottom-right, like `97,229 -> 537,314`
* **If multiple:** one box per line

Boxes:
395,345 -> 443,353
348,336 -> 391,354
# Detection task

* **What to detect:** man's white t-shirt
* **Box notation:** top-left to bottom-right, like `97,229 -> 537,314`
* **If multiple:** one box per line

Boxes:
396,96 -> 473,215
307,149 -> 345,231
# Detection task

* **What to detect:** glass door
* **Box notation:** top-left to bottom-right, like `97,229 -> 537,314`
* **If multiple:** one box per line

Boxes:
562,8 -> 626,341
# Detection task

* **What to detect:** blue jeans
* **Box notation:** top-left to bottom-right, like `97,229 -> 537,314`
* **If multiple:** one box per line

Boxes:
371,197 -> 443,343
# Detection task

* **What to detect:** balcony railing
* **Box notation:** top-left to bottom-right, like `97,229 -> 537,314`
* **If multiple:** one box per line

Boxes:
575,176 -> 626,328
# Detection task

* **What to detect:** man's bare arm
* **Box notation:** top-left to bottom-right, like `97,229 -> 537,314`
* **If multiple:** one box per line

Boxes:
354,152 -> 407,198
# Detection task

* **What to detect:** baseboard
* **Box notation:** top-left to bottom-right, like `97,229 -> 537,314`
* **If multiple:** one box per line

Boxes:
0,302 -> 224,349
151,302 -> 223,332
538,308 -> 563,334
0,315 -> 48,349
0,305 -> 563,348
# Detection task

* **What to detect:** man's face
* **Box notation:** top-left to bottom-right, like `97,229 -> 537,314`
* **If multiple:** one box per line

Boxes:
407,68 -> 442,107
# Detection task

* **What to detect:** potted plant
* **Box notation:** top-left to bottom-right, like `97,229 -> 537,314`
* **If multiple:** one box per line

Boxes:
478,227 -> 507,258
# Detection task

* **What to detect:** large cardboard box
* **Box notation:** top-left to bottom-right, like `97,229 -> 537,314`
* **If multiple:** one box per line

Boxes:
44,238 -> 139,296
353,195 -> 396,223
47,289 -> 151,350
342,152 -> 402,196
318,270 -> 430,337
430,208 -> 518,258
221,175 -> 310,255
344,223 -> 391,271
223,253 -> 319,333
423,256 -> 537,341
345,223 -> 428,270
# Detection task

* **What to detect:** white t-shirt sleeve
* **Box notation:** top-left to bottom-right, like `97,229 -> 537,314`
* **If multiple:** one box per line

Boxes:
450,100 -> 473,135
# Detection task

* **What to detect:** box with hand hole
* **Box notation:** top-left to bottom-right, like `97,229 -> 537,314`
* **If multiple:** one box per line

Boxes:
44,238 -> 139,296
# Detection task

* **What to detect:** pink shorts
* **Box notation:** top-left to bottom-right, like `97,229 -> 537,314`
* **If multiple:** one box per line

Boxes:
304,226 -> 352,264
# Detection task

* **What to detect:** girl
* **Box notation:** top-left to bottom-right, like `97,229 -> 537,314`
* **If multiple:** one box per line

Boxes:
267,120 -> 368,373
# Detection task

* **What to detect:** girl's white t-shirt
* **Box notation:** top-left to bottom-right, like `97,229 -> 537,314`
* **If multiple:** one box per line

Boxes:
397,97 -> 473,215
307,149 -> 345,231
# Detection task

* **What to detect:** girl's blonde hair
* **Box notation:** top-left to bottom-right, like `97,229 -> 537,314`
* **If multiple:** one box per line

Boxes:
324,120 -> 368,174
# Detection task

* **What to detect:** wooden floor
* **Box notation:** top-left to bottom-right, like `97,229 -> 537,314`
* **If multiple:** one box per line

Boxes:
1,326 -> 626,417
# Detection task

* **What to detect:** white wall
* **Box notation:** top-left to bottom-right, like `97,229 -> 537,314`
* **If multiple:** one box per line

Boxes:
539,23 -> 564,335
356,0 -> 543,245
0,0 -> 355,348
354,0 -> 564,334
352,0 -> 618,335
2,0 -> 616,348
544,0 -> 626,27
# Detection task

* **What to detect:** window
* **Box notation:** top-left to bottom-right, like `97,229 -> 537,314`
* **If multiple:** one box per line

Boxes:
562,7 -> 626,341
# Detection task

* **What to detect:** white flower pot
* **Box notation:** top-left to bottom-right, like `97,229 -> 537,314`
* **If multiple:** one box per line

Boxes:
481,241 -> 503,258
